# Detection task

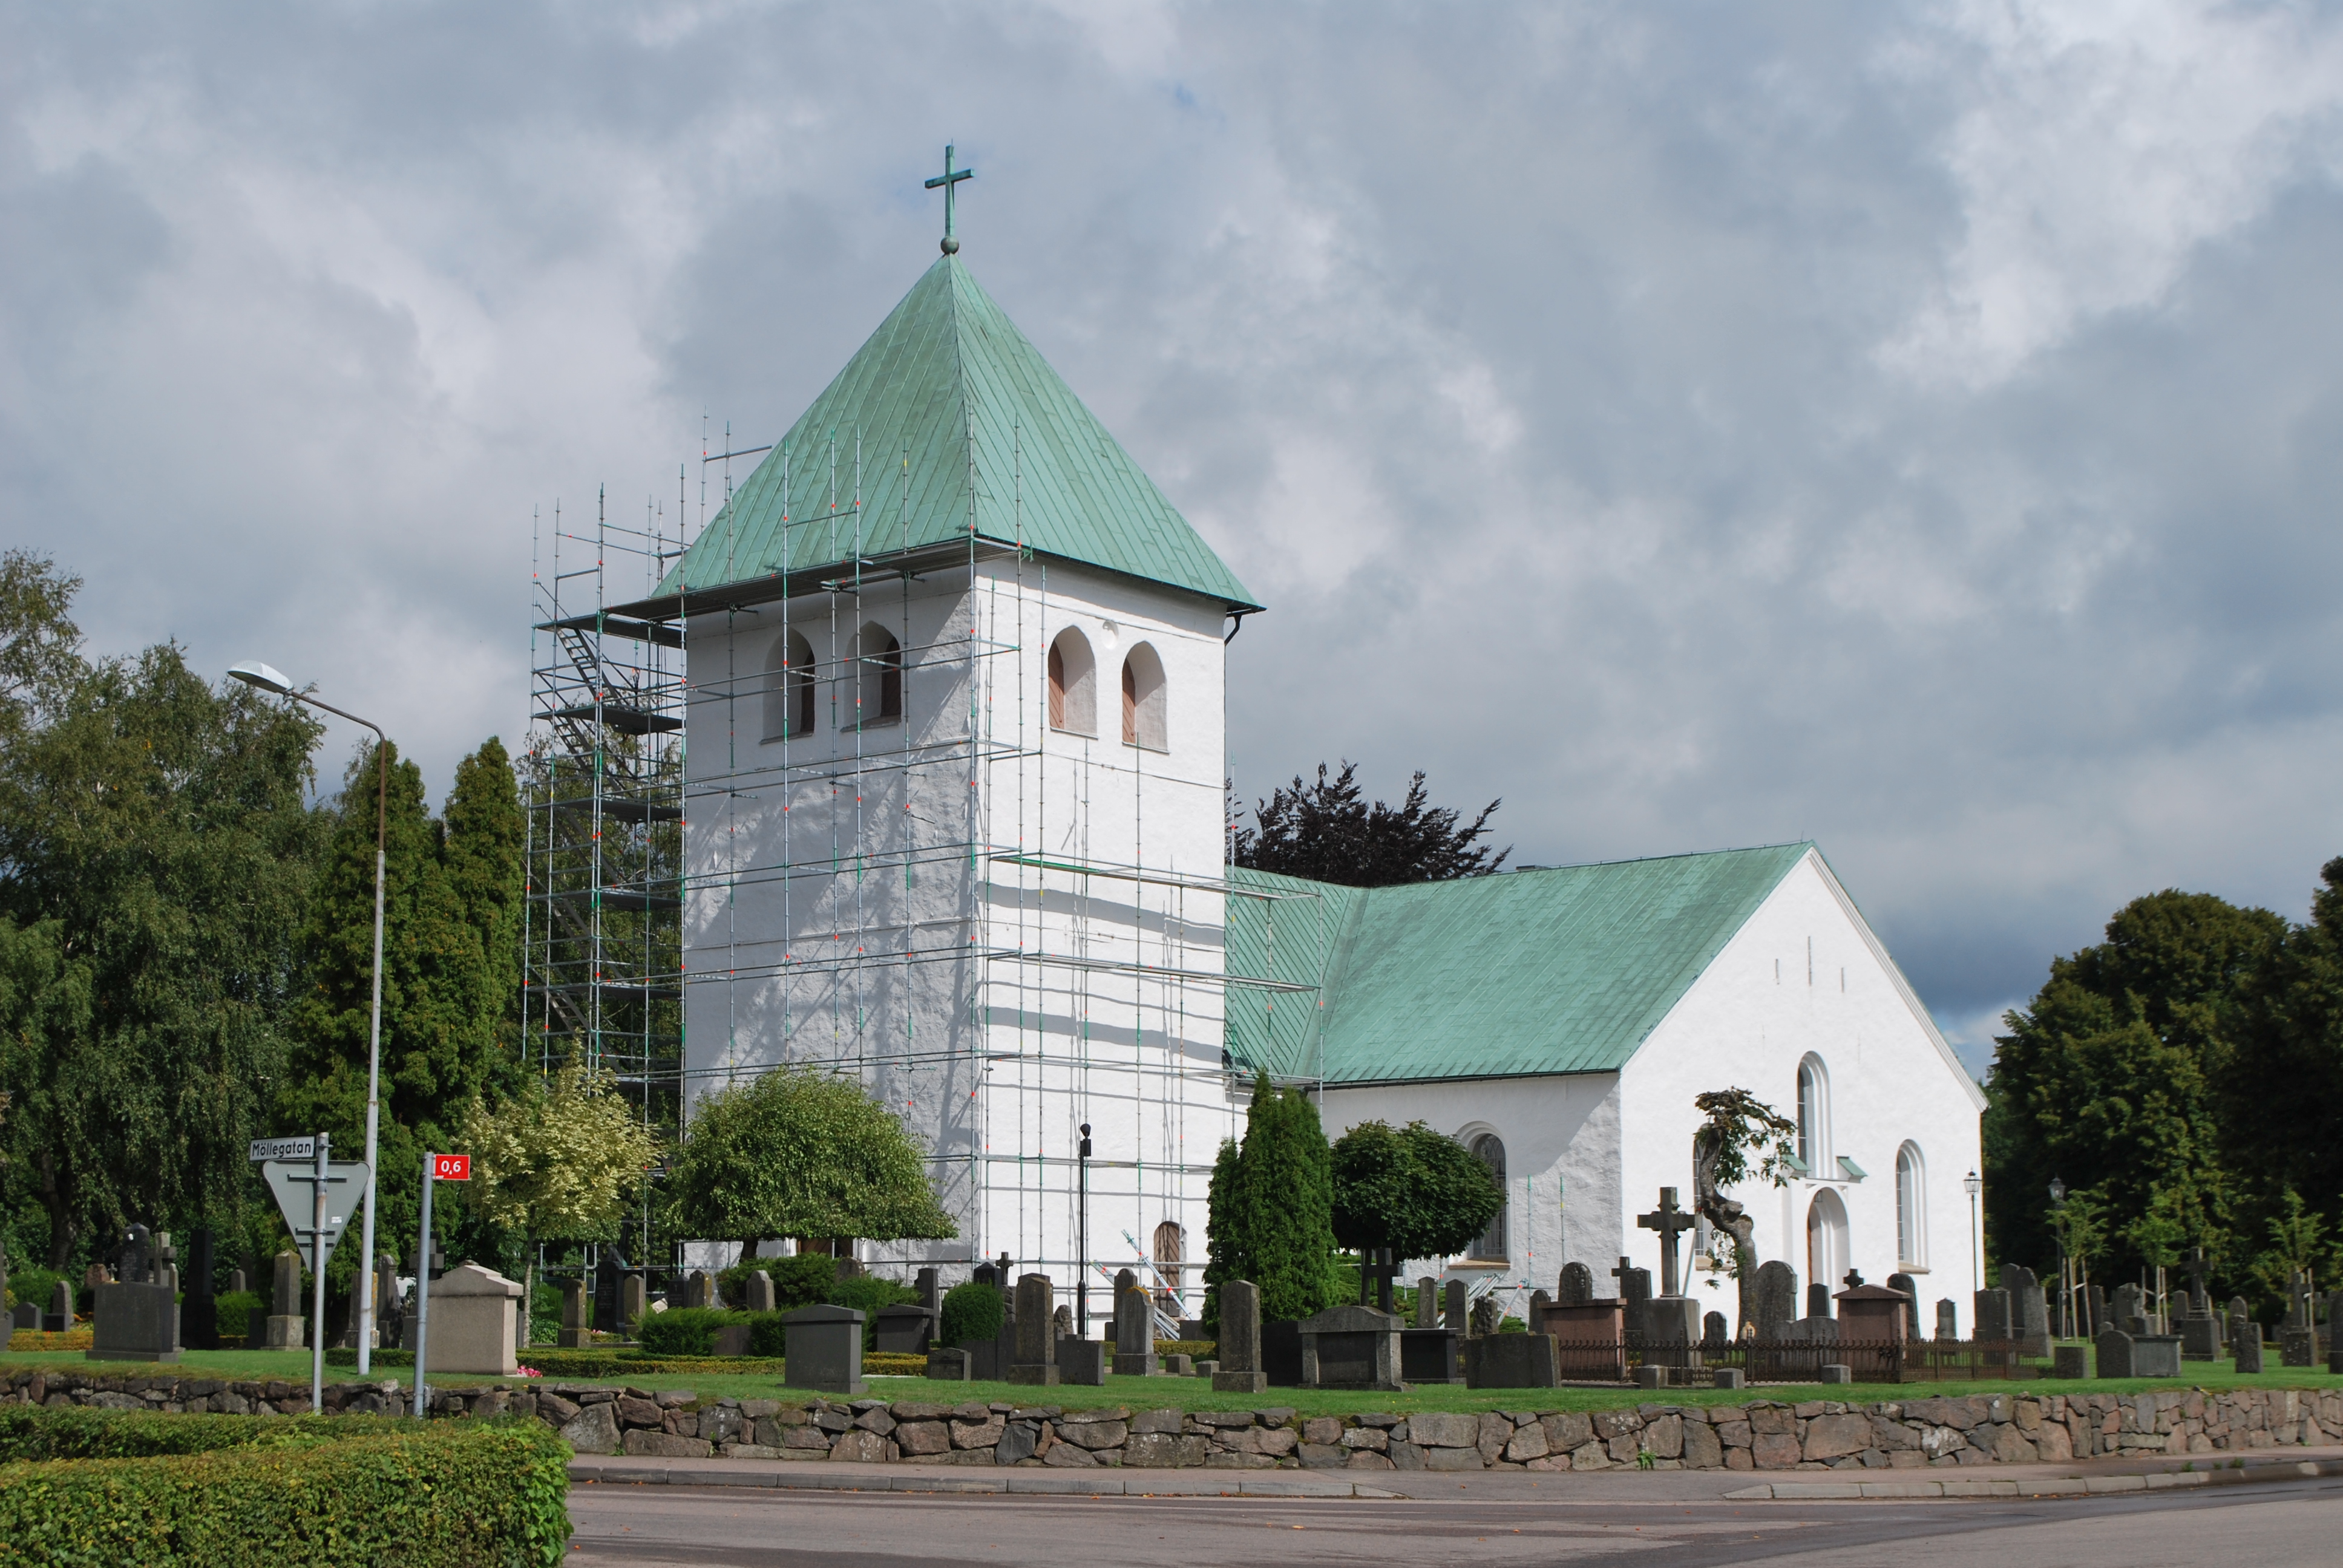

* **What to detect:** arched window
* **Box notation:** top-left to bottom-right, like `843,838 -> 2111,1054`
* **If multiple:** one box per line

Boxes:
1121,642 -> 1167,751
764,629 -> 815,742
1806,1187 -> 1849,1299
1796,1055 -> 1830,1177
847,622 -> 902,728
1152,1220 -> 1185,1303
1046,627 -> 1096,734
1896,1143 -> 1927,1269
1469,1132 -> 1508,1259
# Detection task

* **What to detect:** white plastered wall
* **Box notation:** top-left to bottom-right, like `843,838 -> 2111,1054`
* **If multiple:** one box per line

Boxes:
680,555 -> 1247,1307
1319,1073 -> 1622,1313
1616,849 -> 1986,1321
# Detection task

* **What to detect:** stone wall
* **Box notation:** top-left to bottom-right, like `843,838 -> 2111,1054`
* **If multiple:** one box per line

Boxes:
4,1370 -> 2336,1474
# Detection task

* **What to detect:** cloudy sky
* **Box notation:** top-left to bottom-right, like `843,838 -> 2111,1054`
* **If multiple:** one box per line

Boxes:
8,1 -> 2343,1071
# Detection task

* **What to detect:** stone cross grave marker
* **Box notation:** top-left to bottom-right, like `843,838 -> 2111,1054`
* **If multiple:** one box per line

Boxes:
1611,1257 -> 1651,1304
1636,1188 -> 1697,1297
2112,1281 -> 2145,1334
1558,1261 -> 1594,1307
1361,1247 -> 1401,1312
2183,1246 -> 2210,1316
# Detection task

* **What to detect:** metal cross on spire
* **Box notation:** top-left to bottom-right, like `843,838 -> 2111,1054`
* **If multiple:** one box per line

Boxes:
925,143 -> 975,255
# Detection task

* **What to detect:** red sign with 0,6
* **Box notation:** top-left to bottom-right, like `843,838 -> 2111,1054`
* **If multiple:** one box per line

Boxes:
432,1154 -> 471,1181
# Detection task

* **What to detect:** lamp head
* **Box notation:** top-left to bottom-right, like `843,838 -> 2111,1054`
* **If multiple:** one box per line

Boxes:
227,661 -> 295,696
1963,1170 -> 1982,1197
2049,1177 -> 2066,1204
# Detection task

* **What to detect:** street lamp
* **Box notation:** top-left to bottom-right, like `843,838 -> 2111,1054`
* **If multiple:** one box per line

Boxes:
231,661 -> 390,1374
1075,1122 -> 1093,1338
1963,1170 -> 1984,1296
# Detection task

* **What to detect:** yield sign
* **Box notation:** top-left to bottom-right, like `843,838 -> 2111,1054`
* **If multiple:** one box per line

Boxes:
260,1160 -> 370,1269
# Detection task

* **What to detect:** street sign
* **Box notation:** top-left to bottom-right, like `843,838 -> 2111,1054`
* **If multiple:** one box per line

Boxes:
249,1135 -> 316,1162
260,1159 -> 370,1270
432,1154 -> 471,1181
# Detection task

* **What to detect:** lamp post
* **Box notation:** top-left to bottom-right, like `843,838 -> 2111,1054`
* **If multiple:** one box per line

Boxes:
1964,1169 -> 1984,1297
231,661 -> 390,1374
1075,1122 -> 1093,1338
2048,1177 -> 2068,1341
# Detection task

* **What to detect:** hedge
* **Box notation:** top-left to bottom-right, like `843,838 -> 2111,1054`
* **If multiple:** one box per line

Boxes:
0,1409 -> 569,1567
939,1281 -> 1003,1348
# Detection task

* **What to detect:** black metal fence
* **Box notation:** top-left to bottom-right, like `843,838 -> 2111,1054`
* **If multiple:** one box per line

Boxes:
1599,1334 -> 2025,1385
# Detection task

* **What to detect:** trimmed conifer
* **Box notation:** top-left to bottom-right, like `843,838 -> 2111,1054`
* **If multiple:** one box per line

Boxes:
1204,1071 -> 1336,1326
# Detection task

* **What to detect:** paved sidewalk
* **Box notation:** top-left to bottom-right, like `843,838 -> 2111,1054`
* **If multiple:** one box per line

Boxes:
569,1441 -> 2343,1504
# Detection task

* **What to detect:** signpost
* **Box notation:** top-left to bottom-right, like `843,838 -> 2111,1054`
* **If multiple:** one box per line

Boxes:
413,1151 -> 470,1419
251,1135 -> 369,1413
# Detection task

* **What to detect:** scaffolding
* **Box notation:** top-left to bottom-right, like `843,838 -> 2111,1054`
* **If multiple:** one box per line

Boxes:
523,488 -> 689,1256
577,413 -> 1328,1297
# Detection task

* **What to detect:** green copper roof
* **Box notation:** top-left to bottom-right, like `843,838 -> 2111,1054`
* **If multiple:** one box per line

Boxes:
655,255 -> 1259,613
1225,844 -> 1815,1085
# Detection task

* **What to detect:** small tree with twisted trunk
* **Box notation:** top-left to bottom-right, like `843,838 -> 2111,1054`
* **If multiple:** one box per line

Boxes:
1691,1088 -> 1798,1324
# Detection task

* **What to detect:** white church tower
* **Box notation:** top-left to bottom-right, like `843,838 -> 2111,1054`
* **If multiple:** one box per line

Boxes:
653,244 -> 1265,1316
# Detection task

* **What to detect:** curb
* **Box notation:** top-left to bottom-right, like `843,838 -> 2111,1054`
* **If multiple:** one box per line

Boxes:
569,1459 -> 1389,1498
1725,1457 -> 2343,1501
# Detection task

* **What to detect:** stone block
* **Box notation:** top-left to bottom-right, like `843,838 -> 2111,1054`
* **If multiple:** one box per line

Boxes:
559,1403 -> 621,1454
784,1304 -> 866,1395
1057,1339 -> 1106,1385
1820,1364 -> 1852,1384
1408,1410 -> 1479,1448
427,1264 -> 523,1375
1711,1367 -> 1743,1390
925,1348 -> 972,1380
1464,1332 -> 1559,1389
622,1430 -> 713,1459
88,1282 -> 178,1363
2052,1345 -> 2088,1379
1124,1432 -> 1210,1467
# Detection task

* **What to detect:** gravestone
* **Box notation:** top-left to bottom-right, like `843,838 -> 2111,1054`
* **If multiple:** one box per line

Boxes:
48,1281 -> 73,1333
1973,1287 -> 2012,1342
744,1269 -> 776,1313
1753,1261 -> 1798,1334
430,1263 -> 525,1374
1057,1336 -> 1106,1385
1834,1281 -> 1907,1382
916,1266 -> 941,1321
2088,1282 -> 2107,1337
1414,1276 -> 1439,1328
2095,1327 -> 2134,1379
182,1229 -> 219,1351
1401,1324 -> 1463,1383
0,1241 -> 8,1332
1636,1187 -> 1698,1296
10,1302 -> 34,1333
593,1248 -> 628,1334
559,1279 -> 591,1348
1360,1246 -> 1400,1313
782,1303 -> 866,1394
1612,1257 -> 1653,1336
90,1224 -> 179,1363
228,1268 -> 247,1297
1703,1310 -> 1731,1347
2053,1343 -> 2088,1379
1935,1299 -> 1958,1341
1053,1304 -> 1072,1340
2002,1264 -> 2047,1354
1113,1275 -> 1157,1375
1558,1261 -> 1595,1307
1529,1288 -> 1553,1330
1643,1296 -> 1703,1370
375,1252 -> 402,1349
687,1270 -> 716,1310
1442,1278 -> 1468,1335
618,1273 -> 647,1336
1886,1273 -> 1921,1341
2132,1331 -> 2184,1376
925,1346 -> 972,1380
1470,1296 -> 1502,1338
1008,1273 -> 1058,1385
1806,1282 -> 1833,1319
2180,1304 -> 2220,1362
874,1304 -> 934,1355
1297,1302 -> 1403,1391
1464,1330 -> 1559,1388
2111,1281 -> 2146,1335
265,1249 -> 304,1350
1212,1278 -> 1269,1393
2183,1246 -> 2211,1316
2233,1313 -> 2264,1373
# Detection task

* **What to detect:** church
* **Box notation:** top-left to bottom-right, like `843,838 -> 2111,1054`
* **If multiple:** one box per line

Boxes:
641,197 -> 1984,1328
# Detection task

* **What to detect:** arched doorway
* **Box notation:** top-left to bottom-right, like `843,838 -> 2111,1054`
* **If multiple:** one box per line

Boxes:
1806,1187 -> 1849,1304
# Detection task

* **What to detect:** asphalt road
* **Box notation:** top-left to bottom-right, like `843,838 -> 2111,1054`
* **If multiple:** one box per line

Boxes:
568,1472 -> 2343,1567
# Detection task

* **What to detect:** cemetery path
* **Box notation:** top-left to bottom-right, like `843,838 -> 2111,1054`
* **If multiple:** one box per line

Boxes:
566,1469 -> 2343,1567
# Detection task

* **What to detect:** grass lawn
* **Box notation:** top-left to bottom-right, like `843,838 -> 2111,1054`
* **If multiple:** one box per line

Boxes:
5,1347 -> 2337,1419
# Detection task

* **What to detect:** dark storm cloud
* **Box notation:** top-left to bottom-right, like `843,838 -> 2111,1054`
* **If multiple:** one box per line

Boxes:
7,1 -> 2343,1070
